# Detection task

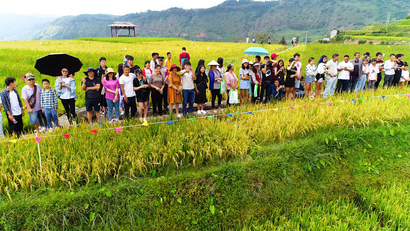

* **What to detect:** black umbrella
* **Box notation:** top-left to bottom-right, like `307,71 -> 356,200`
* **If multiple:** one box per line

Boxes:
35,53 -> 83,77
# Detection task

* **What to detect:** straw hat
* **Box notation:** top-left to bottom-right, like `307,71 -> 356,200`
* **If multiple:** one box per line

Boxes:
207,60 -> 219,66
105,67 -> 115,75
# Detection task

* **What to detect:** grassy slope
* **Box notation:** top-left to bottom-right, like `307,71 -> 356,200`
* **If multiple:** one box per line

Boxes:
2,119 -> 410,230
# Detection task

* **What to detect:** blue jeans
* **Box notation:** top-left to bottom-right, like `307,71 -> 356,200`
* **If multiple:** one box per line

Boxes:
106,99 -> 120,121
44,108 -> 59,128
182,89 -> 195,115
323,77 -> 337,99
272,88 -> 285,100
356,74 -> 367,93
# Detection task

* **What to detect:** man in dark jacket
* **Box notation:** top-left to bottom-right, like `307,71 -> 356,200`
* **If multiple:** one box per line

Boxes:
0,77 -> 25,138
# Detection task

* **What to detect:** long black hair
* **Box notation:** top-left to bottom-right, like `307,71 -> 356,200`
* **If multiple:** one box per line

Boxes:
217,57 -> 224,68
241,61 -> 249,70
278,60 -> 284,68
196,59 -> 205,73
317,55 -> 327,67
105,72 -> 116,81
195,65 -> 206,78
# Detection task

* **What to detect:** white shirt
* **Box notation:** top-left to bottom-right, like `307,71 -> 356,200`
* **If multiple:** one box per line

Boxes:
337,61 -> 353,80
119,73 -> 136,97
326,60 -> 338,78
317,63 -> 326,74
401,70 -> 409,82
305,64 -> 317,76
144,68 -> 152,83
60,78 -> 72,99
150,60 -> 158,72
295,61 -> 302,77
181,71 -> 195,90
9,91 -> 22,116
384,60 -> 396,75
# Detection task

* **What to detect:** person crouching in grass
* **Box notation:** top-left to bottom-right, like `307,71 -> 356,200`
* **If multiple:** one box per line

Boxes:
41,79 -> 59,132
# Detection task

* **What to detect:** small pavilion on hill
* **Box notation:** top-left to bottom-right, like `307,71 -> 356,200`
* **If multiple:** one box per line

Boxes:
107,22 -> 139,37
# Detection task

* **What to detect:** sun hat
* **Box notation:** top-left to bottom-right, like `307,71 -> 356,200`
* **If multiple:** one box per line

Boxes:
249,61 -> 253,65
170,64 -> 181,72
271,53 -> 279,58
22,73 -> 34,81
105,68 -> 115,75
25,73 -> 35,80
83,67 -> 96,76
253,62 -> 260,67
242,59 -> 249,64
207,60 -> 219,66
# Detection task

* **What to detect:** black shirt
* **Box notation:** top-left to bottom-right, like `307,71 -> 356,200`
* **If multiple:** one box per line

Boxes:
261,63 -> 273,82
352,60 -> 360,77
130,65 -> 141,75
85,77 -> 101,99
395,60 -> 404,80
96,65 -> 106,90
376,60 -> 384,79
133,77 -> 149,99
276,66 -> 285,85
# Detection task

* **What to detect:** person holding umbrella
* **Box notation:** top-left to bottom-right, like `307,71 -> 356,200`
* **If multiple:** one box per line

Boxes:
21,73 -> 43,133
55,68 -> 78,125
82,67 -> 102,125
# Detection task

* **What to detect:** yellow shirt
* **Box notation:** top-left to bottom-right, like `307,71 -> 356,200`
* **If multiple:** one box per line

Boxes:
165,58 -> 172,70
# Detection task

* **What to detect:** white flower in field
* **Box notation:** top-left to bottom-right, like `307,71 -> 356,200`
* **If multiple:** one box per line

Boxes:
207,47 -> 209,50
124,47 -> 127,50
191,42 -> 193,44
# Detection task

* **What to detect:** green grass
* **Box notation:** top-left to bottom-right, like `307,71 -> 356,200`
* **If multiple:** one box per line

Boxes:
2,118 -> 410,230
76,37 -> 185,43
350,35 -> 410,41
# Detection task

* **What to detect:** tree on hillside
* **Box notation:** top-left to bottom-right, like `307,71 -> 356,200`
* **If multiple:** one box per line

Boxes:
279,36 -> 286,45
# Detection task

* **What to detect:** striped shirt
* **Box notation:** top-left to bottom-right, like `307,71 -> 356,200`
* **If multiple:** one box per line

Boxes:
41,88 -> 58,109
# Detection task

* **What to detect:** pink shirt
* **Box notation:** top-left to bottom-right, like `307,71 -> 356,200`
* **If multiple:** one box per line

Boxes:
103,78 -> 120,100
225,72 -> 238,90
368,64 -> 379,81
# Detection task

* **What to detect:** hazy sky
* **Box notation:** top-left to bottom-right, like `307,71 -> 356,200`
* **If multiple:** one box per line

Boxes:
1,0 -> 259,16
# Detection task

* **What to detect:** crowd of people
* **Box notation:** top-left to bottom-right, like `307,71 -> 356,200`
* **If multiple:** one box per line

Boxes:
0,47 -> 409,138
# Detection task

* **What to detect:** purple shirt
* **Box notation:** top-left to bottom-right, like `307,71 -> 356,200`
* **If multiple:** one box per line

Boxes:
21,84 -> 42,112
103,78 -> 120,101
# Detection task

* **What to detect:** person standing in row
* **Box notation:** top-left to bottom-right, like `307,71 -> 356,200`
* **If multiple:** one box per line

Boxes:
133,69 -> 149,122
127,56 -> 140,75
143,61 -> 153,83
217,58 -> 226,75
383,54 -> 397,89
0,77 -> 24,138
315,55 -> 327,97
21,73 -> 43,133
103,68 -> 120,123
41,79 -> 59,132
158,57 -> 169,111
150,53 -> 159,72
225,64 -> 238,106
260,56 -> 273,104
149,65 -> 166,118
165,52 -> 172,71
349,52 -> 363,93
251,62 -> 261,103
274,60 -> 285,86
367,58 -> 380,90
305,57 -> 316,98
336,55 -> 354,94
285,58 -> 297,100
356,58 -> 369,93
120,65 -> 137,119
323,54 -> 339,99
194,65 -> 208,114
180,61 -> 196,116
393,54 -> 405,87
399,63 -> 409,87
96,57 -> 108,116
239,59 -> 251,106
56,68 -> 77,125
208,60 -> 222,111
293,53 -> 302,99
82,67 -> 102,125
374,52 -> 384,90
180,47 -> 190,67
168,65 -> 182,117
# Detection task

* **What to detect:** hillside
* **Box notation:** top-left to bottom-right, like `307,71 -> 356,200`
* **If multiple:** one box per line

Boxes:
33,0 -> 410,42
341,15 -> 410,44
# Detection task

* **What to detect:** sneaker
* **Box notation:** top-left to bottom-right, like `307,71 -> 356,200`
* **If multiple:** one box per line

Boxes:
101,112 -> 106,116
143,118 -> 147,122
140,118 -> 143,122
213,110 -> 218,113
201,110 -> 207,114
49,128 -> 54,133
39,126 -> 46,133
98,122 -> 102,126
197,110 -> 202,115
177,114 -> 182,118
120,111 -> 125,116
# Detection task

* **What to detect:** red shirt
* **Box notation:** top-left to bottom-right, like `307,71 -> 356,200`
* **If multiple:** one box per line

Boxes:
179,52 -> 191,64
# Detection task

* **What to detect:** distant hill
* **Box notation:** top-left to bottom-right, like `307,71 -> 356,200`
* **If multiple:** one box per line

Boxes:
341,15 -> 410,44
0,13 -> 57,41
33,0 -> 410,42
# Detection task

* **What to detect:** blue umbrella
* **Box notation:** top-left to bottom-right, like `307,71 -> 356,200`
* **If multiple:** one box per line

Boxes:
243,47 -> 270,55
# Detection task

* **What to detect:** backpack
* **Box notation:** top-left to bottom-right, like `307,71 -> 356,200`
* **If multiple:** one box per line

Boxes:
181,52 -> 188,65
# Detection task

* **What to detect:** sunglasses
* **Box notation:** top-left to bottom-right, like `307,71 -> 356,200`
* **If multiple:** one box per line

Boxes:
28,79 -> 35,81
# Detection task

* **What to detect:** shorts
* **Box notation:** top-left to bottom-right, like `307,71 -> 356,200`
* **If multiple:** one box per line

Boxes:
28,110 -> 39,124
295,79 -> 301,88
305,75 -> 315,83
86,98 -> 101,112
137,97 -> 149,103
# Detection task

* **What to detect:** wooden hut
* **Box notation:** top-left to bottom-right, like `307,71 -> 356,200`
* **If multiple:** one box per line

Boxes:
107,22 -> 138,37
